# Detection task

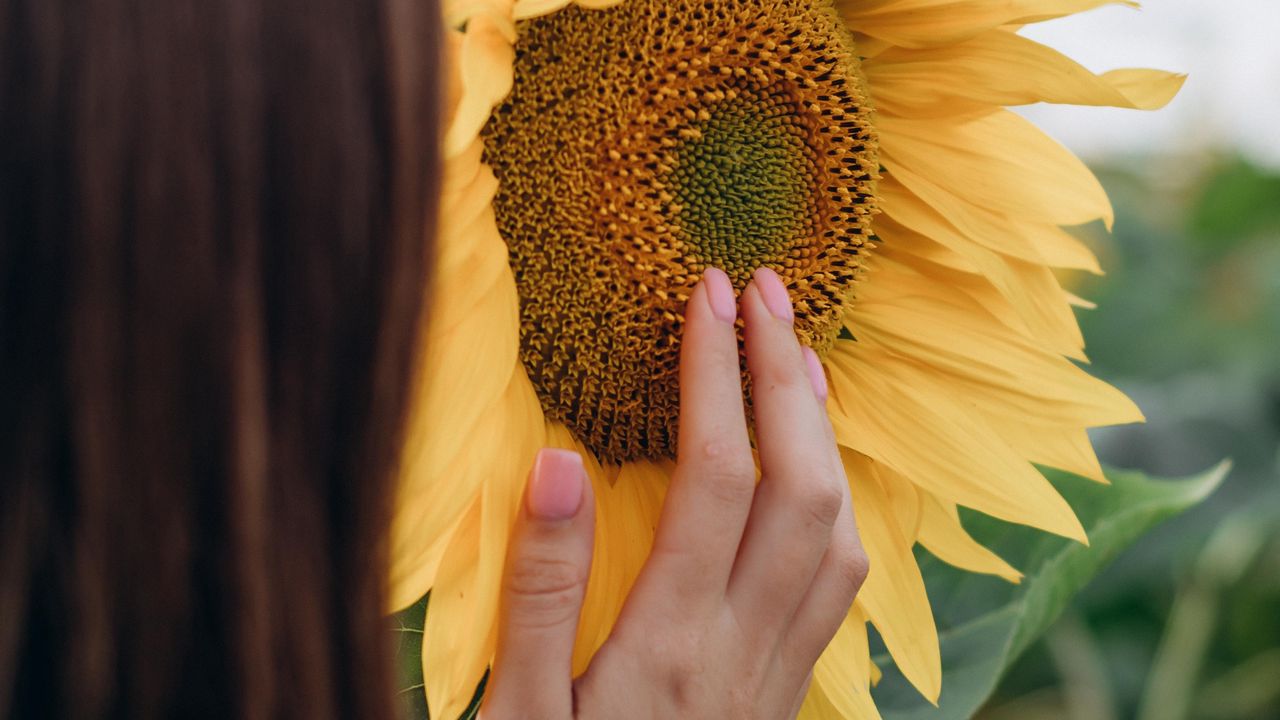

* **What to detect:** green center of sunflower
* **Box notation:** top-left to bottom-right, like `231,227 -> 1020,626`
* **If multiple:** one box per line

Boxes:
670,98 -> 813,273
483,0 -> 879,462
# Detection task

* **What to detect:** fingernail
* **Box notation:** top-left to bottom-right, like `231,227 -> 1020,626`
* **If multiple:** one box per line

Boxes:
703,267 -> 737,324
527,448 -> 585,521
802,346 -> 828,403
753,267 -> 794,323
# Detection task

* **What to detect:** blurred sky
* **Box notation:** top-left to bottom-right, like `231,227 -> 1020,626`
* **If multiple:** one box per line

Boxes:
1016,1 -> 1280,167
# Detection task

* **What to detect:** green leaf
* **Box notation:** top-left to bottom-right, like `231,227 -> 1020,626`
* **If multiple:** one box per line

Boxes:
392,596 -> 429,720
870,462 -> 1229,720
390,593 -> 487,720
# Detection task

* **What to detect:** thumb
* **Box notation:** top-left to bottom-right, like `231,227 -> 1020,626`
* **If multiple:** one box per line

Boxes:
482,448 -> 595,720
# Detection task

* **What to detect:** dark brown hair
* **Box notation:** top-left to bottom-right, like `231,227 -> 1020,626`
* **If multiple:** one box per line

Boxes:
0,1 -> 441,717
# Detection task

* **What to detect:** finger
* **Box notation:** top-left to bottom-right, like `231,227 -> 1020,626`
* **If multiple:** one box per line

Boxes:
801,346 -> 828,405
728,267 -> 846,635
780,361 -> 866,669
781,473 -> 868,669
483,448 -> 595,720
786,670 -> 815,720
643,268 -> 755,598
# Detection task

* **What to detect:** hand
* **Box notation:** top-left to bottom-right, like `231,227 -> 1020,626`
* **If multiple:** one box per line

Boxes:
480,267 -> 868,720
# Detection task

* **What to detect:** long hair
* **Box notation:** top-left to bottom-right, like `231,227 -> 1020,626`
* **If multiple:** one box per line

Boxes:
0,0 -> 441,717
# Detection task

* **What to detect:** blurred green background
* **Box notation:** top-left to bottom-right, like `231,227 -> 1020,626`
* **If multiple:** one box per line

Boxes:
971,155 -> 1280,720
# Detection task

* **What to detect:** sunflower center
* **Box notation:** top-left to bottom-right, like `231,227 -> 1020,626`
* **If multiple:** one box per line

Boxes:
484,0 -> 879,462
670,97 -> 813,273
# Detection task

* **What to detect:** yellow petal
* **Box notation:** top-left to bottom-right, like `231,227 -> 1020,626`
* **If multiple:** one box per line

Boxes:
860,249 -> 1045,355
848,33 -> 896,61
1099,68 -> 1187,111
388,285 -> 530,608
799,681 -> 857,720
550,433 -> 669,674
878,175 -> 1043,265
421,499 -> 484,719
838,0 -> 1135,49
882,458 -> 923,544
917,490 -> 1023,582
849,261 -> 1143,428
813,609 -> 884,720
871,214 -> 980,274
880,110 -> 1113,228
985,420 -> 1109,484
980,255 -> 1089,361
843,449 -> 942,702
389,513 -> 465,613
443,12 -> 516,158
867,234 -> 1036,352
871,199 -> 1089,359
1024,225 -> 1102,274
866,29 -> 1184,117
1066,290 -> 1098,309
826,344 -> 1088,542
443,0 -> 513,29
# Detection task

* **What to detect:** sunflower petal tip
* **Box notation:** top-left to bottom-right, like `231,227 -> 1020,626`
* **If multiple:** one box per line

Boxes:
923,678 -> 942,706
1116,396 -> 1147,425
1153,72 -> 1191,109
1057,509 -> 1091,545
996,561 -> 1025,584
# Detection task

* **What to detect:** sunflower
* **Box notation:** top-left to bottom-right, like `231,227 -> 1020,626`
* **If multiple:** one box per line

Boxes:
391,1 -> 1183,717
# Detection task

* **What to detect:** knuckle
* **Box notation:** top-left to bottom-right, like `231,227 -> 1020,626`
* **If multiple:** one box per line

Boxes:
833,544 -> 871,595
661,639 -> 756,716
650,634 -> 708,706
800,475 -> 844,529
652,622 -> 768,716
665,653 -> 705,694
503,554 -> 585,627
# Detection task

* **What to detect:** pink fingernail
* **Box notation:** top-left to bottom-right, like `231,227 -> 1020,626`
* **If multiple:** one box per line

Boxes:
802,347 -> 828,403
703,267 -> 737,324
753,267 -> 794,323
527,448 -> 585,521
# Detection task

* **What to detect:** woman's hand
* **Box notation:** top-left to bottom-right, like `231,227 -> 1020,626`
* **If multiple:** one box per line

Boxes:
480,267 -> 868,720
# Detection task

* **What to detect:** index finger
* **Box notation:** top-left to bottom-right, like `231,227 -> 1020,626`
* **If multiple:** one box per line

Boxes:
644,268 -> 755,597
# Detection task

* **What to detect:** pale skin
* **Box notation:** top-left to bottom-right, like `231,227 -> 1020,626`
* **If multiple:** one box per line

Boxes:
480,267 -> 868,720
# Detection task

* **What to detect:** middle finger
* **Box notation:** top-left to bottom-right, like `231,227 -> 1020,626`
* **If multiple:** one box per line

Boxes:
728,268 -> 847,635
